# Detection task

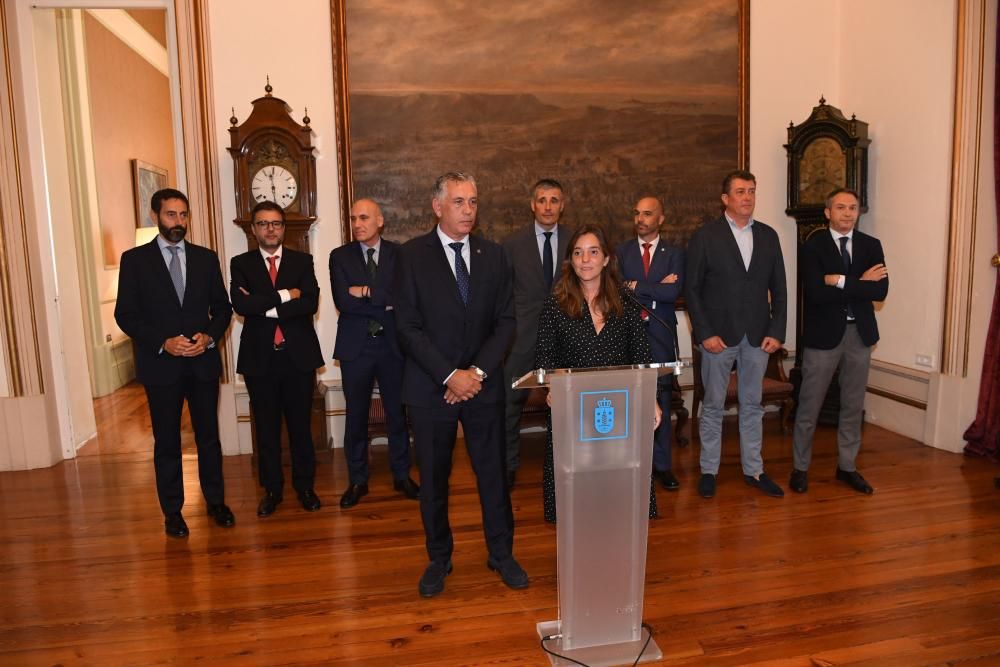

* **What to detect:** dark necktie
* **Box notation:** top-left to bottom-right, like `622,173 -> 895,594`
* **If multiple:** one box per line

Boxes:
642,242 -> 652,277
167,246 -> 184,304
839,236 -> 854,319
366,248 -> 382,336
542,231 -> 554,290
449,242 -> 470,305
267,255 -> 285,345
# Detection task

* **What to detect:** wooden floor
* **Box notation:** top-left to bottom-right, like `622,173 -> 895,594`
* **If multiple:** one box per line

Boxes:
2,383 -> 1000,666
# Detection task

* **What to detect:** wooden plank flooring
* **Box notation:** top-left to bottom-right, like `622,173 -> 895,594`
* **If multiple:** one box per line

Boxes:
2,383 -> 1000,665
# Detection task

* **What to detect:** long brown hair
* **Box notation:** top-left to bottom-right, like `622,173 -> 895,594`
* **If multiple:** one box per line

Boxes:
553,224 -> 623,320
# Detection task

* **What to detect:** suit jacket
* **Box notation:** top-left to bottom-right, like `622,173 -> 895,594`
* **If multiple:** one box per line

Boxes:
685,216 -> 787,347
230,247 -> 324,375
114,238 -> 232,386
616,237 -> 684,355
393,229 -> 515,407
330,240 -> 403,361
502,222 -> 571,374
801,228 -> 888,349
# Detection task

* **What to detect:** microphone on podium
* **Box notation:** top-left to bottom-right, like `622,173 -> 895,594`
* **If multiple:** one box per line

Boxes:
621,283 -> 682,363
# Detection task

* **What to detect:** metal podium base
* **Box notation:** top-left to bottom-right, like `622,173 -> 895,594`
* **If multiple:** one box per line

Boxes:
537,620 -> 662,666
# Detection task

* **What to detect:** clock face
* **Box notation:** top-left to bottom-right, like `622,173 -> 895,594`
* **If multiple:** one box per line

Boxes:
251,164 -> 298,209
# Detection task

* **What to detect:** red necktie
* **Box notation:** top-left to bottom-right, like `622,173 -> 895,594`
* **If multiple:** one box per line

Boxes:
640,243 -> 652,321
267,255 -> 284,346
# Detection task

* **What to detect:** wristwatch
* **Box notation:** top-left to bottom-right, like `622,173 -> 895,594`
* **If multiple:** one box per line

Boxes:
471,366 -> 488,381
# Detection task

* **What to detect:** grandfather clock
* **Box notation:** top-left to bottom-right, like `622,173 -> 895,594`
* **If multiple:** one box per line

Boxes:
229,80 -> 317,252
785,97 -> 870,425
228,80 -> 329,457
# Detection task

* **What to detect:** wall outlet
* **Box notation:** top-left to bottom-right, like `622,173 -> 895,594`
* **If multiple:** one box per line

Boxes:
915,353 -> 934,368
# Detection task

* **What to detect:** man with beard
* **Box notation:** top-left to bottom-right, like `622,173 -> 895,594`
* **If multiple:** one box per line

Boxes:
501,178 -> 571,489
617,195 -> 684,491
231,201 -> 325,517
115,188 -> 234,538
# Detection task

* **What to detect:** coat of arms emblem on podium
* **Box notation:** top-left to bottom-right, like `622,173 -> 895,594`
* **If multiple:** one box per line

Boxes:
594,397 -> 615,434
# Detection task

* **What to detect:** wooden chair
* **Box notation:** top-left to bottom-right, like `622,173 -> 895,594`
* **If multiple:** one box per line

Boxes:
690,347 -> 794,435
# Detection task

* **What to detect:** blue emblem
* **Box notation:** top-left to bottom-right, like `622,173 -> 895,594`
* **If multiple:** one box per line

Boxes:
594,397 -> 615,434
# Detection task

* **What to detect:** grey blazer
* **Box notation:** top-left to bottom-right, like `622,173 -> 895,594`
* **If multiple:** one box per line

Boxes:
502,222 -> 572,375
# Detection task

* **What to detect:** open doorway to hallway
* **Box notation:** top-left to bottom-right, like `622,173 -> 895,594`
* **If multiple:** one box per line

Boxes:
31,6 -> 183,457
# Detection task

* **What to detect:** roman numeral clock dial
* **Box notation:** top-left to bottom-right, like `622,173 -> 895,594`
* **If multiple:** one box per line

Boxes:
251,165 -> 298,208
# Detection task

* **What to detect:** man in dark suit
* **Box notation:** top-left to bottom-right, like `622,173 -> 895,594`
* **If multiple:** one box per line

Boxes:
114,188 -> 234,538
617,195 -> 685,491
501,178 -> 571,489
394,172 -> 527,598
790,188 -> 888,495
230,201 -> 325,517
686,170 -> 788,499
329,198 -> 419,509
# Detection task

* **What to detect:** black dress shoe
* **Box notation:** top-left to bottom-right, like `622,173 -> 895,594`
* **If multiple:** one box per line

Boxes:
339,483 -> 369,508
418,560 -> 453,598
789,469 -> 809,494
836,467 -> 874,494
698,473 -> 716,498
207,503 -> 235,527
507,470 -> 517,490
298,489 -> 321,512
653,469 -> 680,491
257,491 -> 283,517
487,555 -> 530,590
393,477 -> 420,500
745,472 -> 785,497
164,513 -> 188,538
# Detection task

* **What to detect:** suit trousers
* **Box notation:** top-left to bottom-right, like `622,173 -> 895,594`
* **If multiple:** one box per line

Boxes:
244,349 -> 317,496
339,334 -> 411,485
502,349 -> 533,472
144,368 -> 224,515
793,324 -> 871,472
648,329 -> 676,472
409,399 -> 514,565
699,335 -> 769,476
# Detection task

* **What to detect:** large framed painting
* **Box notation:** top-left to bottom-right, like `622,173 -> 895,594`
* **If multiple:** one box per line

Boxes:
330,0 -> 748,248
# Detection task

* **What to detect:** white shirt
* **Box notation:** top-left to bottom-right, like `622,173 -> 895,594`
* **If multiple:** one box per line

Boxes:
535,222 -> 558,279
724,213 -> 754,271
437,224 -> 471,278
637,235 -> 660,257
260,246 -> 291,318
829,228 -> 854,290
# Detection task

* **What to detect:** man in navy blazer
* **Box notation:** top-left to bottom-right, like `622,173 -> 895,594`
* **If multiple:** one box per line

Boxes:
686,170 -> 787,500
114,188 -> 234,538
617,196 -> 685,491
394,172 -> 527,598
329,199 -> 418,509
790,188 -> 888,495
501,178 -> 571,489
231,201 -> 326,517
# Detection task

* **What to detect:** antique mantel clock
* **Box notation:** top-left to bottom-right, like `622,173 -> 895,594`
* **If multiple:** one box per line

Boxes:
785,97 -> 871,423
228,81 -> 317,252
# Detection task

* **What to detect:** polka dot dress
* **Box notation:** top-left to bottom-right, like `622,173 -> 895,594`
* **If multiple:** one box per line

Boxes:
533,288 -> 658,523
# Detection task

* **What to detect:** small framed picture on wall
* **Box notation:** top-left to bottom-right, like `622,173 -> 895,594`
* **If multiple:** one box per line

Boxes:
131,159 -> 168,228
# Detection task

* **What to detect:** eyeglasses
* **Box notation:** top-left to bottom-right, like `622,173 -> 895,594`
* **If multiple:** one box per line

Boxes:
254,220 -> 285,229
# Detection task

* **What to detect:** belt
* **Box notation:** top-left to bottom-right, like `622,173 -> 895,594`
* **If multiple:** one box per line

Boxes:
273,342 -> 287,351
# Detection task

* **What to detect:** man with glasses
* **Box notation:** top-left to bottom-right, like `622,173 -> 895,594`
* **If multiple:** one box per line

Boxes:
231,200 -> 325,517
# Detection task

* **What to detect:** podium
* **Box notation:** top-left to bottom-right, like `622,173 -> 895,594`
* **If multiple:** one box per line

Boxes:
514,362 -> 685,667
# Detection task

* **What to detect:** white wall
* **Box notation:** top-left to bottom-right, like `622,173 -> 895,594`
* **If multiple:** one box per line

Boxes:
208,0 -> 343,387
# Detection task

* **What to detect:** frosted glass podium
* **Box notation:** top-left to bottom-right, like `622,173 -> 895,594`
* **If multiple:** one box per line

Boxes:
514,362 -> 685,667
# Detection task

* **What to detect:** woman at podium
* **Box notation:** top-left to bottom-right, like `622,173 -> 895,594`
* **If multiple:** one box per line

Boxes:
534,225 -> 661,523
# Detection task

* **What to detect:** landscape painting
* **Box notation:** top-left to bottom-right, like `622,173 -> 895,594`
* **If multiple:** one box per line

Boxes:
332,0 -> 747,248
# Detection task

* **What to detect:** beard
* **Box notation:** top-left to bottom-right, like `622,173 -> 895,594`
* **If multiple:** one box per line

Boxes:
158,220 -> 187,243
